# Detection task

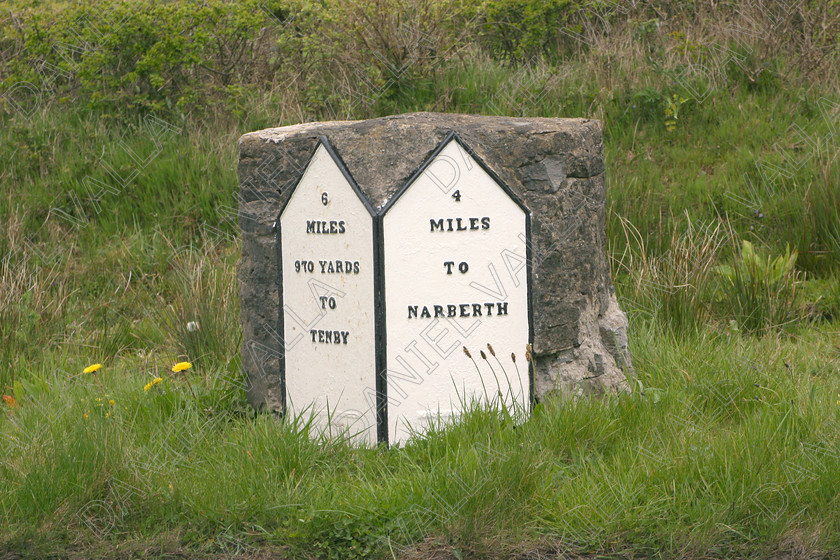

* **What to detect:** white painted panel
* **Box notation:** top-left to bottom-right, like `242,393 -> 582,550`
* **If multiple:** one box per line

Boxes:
280,143 -> 377,445
383,138 -> 530,445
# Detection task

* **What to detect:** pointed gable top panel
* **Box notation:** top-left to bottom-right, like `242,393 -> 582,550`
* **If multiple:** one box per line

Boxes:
280,137 -> 376,220
382,133 -> 530,216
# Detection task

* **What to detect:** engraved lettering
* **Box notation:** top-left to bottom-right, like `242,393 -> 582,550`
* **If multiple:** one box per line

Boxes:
305,219 -> 346,234
405,302 -> 512,319
428,217 -> 490,232
309,329 -> 351,344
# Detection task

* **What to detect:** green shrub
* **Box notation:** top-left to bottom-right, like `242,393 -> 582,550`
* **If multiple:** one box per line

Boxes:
469,0 -> 618,62
714,240 -> 802,333
274,0 -> 474,119
1,0 -> 277,116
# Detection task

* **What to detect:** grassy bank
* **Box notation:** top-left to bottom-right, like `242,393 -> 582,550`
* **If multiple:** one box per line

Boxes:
2,323 -> 840,558
2,0 -> 840,557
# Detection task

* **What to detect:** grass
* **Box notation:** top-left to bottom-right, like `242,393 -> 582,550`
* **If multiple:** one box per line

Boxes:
2,323 -> 840,558
2,0 -> 840,557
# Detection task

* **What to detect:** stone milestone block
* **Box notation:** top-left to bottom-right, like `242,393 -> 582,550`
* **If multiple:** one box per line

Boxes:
238,112 -> 633,445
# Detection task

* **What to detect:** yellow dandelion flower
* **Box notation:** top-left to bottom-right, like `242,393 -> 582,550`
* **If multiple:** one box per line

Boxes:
83,413 -> 89,420
109,399 -> 115,406
83,363 -> 102,374
172,362 -> 192,373
143,377 -> 162,392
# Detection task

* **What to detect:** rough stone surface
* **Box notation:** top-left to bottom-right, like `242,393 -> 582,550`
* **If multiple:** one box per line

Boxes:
237,112 -> 632,413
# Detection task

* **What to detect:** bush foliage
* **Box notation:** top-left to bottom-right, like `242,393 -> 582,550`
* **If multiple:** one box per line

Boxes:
1,0 -> 278,115
3,0 -> 837,118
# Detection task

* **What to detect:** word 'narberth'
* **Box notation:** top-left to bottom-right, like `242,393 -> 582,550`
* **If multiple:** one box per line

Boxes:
408,302 -> 509,319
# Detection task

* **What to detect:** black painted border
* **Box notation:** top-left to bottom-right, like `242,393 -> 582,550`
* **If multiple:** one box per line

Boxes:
374,205 -> 389,445
526,207 -> 534,410
379,132 -> 536,432
275,136 -> 383,442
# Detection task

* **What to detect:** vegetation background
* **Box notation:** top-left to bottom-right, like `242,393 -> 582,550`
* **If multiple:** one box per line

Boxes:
1,0 -> 839,558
